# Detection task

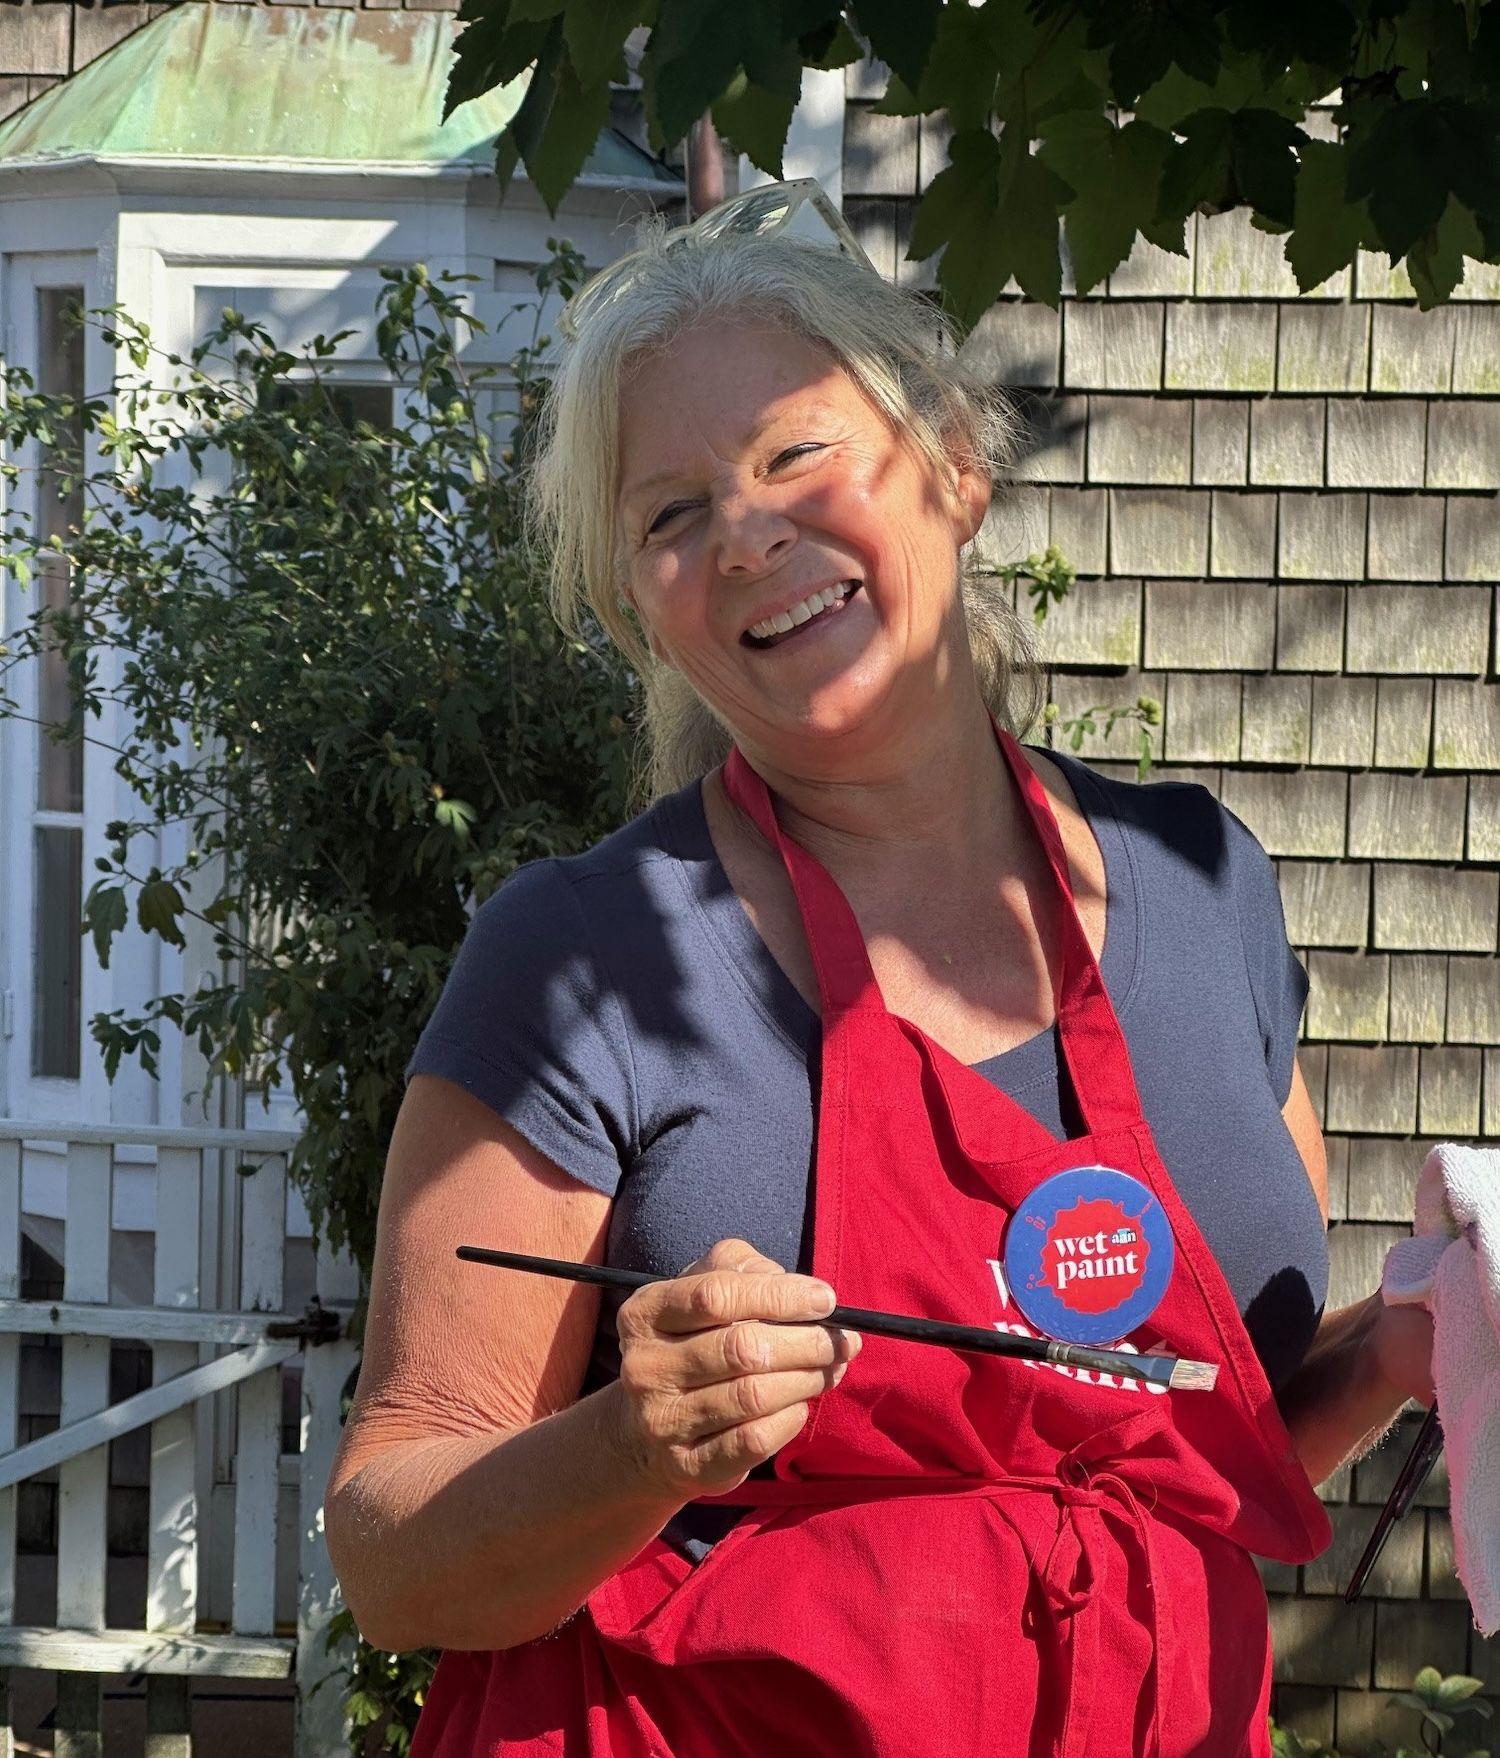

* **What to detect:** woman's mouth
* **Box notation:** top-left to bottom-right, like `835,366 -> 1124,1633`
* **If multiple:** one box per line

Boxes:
743,581 -> 861,649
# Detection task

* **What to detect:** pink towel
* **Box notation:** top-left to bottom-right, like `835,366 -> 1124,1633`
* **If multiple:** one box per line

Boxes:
1382,1142 -> 1500,1635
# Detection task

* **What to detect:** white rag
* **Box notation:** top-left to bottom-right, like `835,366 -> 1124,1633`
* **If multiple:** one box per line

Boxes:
1382,1141 -> 1500,1635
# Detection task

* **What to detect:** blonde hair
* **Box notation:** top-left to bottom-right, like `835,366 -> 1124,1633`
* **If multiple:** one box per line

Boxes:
526,227 -> 1043,798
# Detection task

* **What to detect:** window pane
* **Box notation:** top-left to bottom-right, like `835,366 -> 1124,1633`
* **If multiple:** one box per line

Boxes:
35,289 -> 85,812
32,825 -> 82,1079
37,554 -> 83,812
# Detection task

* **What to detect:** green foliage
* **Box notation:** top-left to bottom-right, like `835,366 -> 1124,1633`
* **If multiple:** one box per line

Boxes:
448,0 -> 1500,322
0,246 -> 632,1287
320,1609 -> 436,1755
1269,1666 -> 1494,1758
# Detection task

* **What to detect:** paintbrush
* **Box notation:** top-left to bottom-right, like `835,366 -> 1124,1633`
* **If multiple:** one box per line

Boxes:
455,1245 -> 1220,1392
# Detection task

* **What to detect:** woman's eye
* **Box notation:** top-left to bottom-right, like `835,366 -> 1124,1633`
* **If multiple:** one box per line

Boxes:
647,502 -> 692,535
774,443 -> 823,467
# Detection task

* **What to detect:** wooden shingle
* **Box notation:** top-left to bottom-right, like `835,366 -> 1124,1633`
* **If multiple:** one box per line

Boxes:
1010,392 -> 1086,484
1433,680 -> 1500,770
1144,580 -> 1273,670
1325,1047 -> 1419,1132
1269,1595 -> 1375,1689
1192,398 -> 1249,484
1220,768 -> 1348,857
1346,586 -> 1490,677
1030,578 -> 1141,666
1452,306 -> 1500,395
1345,1136 -> 1428,1221
1063,301 -> 1164,391
1470,776 -> 1500,861
1373,678 -> 1433,769
1278,860 -> 1371,947
1241,674 -> 1312,764
1107,229 -> 1195,299
1086,395 -> 1191,485
1308,951 -> 1389,1040
1109,489 -> 1209,577
1349,774 -> 1467,859
1389,956 -> 1449,1044
959,299 -> 1062,389
1376,863 -> 1499,951
1442,493 -> 1500,579
842,106 -> 919,197
1209,491 -> 1277,579
1165,672 -> 1242,762
1275,585 -> 1346,672
1311,677 -> 1377,768
1278,493 -> 1367,579
1046,487 -> 1108,575
1277,303 -> 1370,394
1165,301 -> 1276,392
1366,495 -> 1445,582
1195,210 -> 1303,298
1370,305 -> 1455,394
1326,400 -> 1428,490
1373,1600 -> 1473,1687
1375,863 -> 1498,951
1447,955 -> 1500,1043
1418,1045 -> 1483,1135
1250,397 -> 1326,487
1425,403 -> 1500,490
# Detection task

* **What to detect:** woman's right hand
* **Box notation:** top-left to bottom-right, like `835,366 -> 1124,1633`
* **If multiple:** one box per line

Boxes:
608,1238 -> 862,1497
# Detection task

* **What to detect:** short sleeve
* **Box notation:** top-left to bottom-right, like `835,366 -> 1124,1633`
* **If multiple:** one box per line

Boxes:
1220,806 -> 1308,1108
404,859 -> 636,1196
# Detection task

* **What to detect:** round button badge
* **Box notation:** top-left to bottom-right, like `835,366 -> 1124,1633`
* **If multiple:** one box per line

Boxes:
1002,1165 -> 1175,1348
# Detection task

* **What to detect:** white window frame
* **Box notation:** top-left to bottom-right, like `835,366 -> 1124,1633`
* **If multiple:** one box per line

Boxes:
0,252 -> 113,1125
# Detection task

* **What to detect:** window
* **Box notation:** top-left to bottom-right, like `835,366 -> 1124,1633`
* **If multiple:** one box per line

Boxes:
30,288 -> 86,1079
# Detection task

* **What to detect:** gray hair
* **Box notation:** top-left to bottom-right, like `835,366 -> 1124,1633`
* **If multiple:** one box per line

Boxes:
525,227 -> 1043,798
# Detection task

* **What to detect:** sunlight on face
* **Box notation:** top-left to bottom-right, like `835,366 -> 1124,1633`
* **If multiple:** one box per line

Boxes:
616,319 -> 989,769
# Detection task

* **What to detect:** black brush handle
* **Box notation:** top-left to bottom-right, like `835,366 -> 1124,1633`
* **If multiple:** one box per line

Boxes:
1344,1405 -> 1444,1605
454,1245 -> 1193,1390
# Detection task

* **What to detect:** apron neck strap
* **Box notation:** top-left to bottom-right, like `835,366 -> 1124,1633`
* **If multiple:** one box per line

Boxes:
722,745 -> 883,1016
721,731 -> 1147,1135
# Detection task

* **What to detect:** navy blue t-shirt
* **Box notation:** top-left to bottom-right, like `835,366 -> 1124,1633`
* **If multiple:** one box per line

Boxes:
409,749 -> 1328,1407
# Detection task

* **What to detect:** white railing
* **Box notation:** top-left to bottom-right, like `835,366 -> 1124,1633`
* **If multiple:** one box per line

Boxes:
0,1121 -> 360,1756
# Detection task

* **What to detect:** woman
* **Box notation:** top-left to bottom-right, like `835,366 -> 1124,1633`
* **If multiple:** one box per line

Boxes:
324,189 -> 1434,1757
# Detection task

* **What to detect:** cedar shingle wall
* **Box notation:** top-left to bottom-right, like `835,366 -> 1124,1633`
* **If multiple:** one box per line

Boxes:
0,0 -> 459,121
843,66 -> 1498,1758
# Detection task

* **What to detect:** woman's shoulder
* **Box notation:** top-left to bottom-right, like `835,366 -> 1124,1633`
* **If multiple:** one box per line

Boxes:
1042,746 -> 1274,896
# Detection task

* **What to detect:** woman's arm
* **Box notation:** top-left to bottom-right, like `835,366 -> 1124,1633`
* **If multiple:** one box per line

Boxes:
324,1074 -> 855,1653
1272,1063 -> 1434,1487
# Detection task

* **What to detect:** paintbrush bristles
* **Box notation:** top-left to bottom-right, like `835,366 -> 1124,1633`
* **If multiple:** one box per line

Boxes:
1168,1359 -> 1219,1392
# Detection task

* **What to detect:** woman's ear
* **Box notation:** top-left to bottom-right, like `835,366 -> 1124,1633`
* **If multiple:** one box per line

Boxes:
952,457 -> 992,548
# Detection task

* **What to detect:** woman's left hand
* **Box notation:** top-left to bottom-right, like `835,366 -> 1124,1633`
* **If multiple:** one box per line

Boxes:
1369,1298 -> 1436,1408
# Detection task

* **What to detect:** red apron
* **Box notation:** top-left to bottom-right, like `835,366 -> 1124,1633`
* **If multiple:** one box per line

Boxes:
413,728 -> 1331,1758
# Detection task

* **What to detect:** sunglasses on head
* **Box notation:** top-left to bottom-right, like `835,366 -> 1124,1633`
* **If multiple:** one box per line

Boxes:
558,178 -> 879,343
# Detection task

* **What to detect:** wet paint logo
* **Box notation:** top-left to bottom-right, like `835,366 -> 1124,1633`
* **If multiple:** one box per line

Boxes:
1039,1197 -> 1149,1315
1003,1165 -> 1175,1348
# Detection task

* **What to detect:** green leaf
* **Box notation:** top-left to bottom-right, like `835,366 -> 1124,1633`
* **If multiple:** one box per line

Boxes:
1437,1673 -> 1488,1707
563,0 -> 645,88
85,884 -> 129,969
801,17 -> 862,70
713,59 -> 802,176
444,6 -> 555,119
1408,196 -> 1485,308
1041,113 -> 1173,293
492,15 -> 565,193
1413,1666 -> 1445,1701
853,0 -> 942,93
1286,139 -> 1367,292
137,876 -> 187,949
1160,107 -> 1234,218
914,129 -> 1071,322
646,0 -> 783,146
879,2 -> 1000,133
522,46 -> 619,213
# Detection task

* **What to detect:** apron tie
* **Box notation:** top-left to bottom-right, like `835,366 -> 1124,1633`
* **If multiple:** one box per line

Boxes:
701,1461 -> 1168,1758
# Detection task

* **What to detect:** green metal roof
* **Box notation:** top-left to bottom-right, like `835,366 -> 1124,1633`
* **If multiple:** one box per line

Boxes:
0,2 -> 678,181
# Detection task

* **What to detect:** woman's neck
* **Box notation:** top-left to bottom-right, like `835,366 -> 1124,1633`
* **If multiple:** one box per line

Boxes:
742,689 -> 1020,885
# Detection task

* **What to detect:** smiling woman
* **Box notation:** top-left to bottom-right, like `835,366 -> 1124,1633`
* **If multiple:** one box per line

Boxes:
525,224 -> 1041,796
324,190 -> 1434,1758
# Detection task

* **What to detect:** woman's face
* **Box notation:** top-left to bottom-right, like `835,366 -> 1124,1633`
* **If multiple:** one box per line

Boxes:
616,318 -> 991,768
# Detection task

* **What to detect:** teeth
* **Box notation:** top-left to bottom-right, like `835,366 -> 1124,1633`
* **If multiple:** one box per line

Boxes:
748,581 -> 854,643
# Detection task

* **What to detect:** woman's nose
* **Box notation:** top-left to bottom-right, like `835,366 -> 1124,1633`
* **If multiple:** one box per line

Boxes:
712,499 -> 797,576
